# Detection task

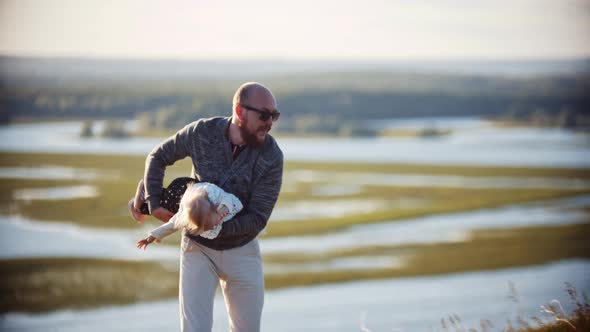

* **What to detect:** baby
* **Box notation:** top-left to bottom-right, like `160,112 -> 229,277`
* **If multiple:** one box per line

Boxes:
129,177 -> 243,249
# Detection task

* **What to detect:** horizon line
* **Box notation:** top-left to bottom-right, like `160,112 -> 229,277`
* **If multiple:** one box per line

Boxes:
2,53 -> 590,64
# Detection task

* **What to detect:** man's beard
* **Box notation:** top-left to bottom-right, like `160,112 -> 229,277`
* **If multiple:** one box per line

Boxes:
239,119 -> 270,148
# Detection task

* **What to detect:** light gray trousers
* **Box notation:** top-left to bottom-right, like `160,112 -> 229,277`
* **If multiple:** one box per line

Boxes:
179,234 -> 264,332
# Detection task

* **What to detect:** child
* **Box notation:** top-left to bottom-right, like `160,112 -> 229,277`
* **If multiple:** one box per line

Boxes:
130,177 -> 243,249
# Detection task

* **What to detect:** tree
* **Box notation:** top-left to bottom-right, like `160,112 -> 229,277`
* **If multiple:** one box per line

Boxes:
100,120 -> 129,138
80,120 -> 94,138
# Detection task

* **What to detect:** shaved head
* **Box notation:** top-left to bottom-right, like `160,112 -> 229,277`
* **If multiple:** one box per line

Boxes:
232,82 -> 275,114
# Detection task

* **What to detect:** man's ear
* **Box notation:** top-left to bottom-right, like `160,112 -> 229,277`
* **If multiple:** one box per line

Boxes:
235,104 -> 243,120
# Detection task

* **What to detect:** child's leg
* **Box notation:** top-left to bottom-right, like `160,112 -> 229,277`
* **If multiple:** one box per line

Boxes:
160,177 -> 196,214
128,177 -> 197,222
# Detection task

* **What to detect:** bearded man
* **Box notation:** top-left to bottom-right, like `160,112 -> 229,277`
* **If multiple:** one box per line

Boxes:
142,82 -> 283,332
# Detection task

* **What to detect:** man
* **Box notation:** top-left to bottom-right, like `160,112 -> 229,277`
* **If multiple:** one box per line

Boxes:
143,82 -> 283,332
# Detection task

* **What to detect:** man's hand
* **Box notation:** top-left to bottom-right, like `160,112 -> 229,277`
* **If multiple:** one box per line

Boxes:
128,199 -> 147,223
152,207 -> 174,222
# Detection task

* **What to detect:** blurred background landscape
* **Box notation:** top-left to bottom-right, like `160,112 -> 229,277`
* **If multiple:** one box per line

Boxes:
1,0 -> 589,331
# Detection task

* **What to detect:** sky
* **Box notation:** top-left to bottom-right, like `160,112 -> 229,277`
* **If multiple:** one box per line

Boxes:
0,0 -> 589,61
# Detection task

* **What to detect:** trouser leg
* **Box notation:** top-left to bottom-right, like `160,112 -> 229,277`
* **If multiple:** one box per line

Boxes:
220,239 -> 265,332
179,235 -> 220,332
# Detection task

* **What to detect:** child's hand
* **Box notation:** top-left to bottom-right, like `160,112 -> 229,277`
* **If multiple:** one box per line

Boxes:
137,236 -> 156,250
218,206 -> 230,219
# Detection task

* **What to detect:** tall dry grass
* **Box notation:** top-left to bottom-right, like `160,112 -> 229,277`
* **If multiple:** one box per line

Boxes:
360,283 -> 589,332
437,283 -> 590,332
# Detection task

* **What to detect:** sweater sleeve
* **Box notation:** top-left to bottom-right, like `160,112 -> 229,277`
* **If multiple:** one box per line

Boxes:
144,123 -> 197,213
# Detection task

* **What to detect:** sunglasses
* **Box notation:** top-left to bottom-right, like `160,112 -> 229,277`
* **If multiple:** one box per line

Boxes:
240,104 -> 281,122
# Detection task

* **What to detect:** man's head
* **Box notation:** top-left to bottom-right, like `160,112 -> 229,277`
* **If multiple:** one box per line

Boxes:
232,82 -> 279,147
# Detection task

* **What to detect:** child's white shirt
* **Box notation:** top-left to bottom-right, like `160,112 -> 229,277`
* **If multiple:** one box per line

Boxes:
148,182 -> 243,241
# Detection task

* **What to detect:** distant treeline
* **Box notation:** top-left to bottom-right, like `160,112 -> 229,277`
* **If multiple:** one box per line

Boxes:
1,71 -> 589,135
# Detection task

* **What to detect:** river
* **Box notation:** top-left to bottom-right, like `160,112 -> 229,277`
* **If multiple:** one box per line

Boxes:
1,119 -> 589,167
3,260 -> 589,332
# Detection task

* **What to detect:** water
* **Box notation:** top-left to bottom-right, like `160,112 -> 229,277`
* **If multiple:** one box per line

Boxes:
271,199 -> 391,221
3,260 -> 589,332
287,170 -> 590,190
13,185 -> 99,201
0,215 -> 178,260
0,121 -> 162,156
1,119 -> 589,330
280,133 -> 589,166
265,256 -> 404,274
262,195 -> 590,254
2,195 -> 588,260
365,116 -> 489,131
0,166 -> 116,180
1,120 -> 589,167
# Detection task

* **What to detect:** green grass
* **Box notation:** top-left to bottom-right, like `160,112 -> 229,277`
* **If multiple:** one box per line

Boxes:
2,152 -> 589,234
266,188 -> 589,237
0,258 -> 178,313
3,151 -> 589,179
1,151 -> 589,312
0,152 -> 192,228
2,222 -> 589,313
263,222 -> 590,289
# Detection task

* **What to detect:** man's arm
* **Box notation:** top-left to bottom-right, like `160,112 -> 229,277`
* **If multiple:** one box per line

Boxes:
219,155 -> 283,237
144,123 -> 196,216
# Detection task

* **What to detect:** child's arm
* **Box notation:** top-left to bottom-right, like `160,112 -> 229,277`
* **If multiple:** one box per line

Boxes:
198,182 -> 243,219
149,209 -> 184,241
137,235 -> 157,249
193,183 -> 243,240
218,205 -> 230,220
217,190 -> 243,221
137,206 -> 186,250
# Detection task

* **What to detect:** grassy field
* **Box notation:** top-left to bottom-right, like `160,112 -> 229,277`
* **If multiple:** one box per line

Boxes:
1,151 -> 589,235
267,187 -> 588,237
263,222 -> 590,289
2,222 -> 588,313
0,258 -> 178,313
2,151 -> 589,313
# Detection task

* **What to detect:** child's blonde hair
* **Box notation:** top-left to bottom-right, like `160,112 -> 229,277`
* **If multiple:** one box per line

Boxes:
180,184 -> 216,235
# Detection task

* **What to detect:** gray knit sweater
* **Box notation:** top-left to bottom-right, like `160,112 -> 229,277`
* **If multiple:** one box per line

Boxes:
144,116 -> 283,250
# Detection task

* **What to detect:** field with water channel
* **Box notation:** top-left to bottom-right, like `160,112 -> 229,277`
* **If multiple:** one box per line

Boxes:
1,120 -> 589,331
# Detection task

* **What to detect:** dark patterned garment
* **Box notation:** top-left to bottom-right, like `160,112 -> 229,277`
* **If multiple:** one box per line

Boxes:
139,177 -> 196,215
